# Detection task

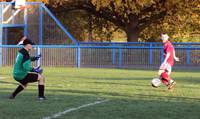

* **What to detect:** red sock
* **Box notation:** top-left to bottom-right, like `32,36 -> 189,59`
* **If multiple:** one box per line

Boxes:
161,72 -> 171,86
161,78 -> 169,86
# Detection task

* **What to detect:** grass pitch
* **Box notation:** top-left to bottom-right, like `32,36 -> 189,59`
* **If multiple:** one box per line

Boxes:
0,67 -> 200,119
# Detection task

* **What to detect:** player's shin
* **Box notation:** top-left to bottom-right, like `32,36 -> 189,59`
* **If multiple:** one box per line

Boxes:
38,85 -> 44,97
161,78 -> 169,86
10,85 -> 25,99
160,72 -> 171,86
38,76 -> 46,99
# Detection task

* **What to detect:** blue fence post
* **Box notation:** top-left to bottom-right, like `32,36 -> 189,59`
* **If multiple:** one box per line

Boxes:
4,28 -> 8,65
0,4 -> 3,68
186,46 -> 191,65
76,45 -> 81,68
161,48 -> 164,63
39,3 -> 43,45
112,43 -> 116,65
24,3 -> 28,36
149,43 -> 153,65
118,48 -> 122,68
37,3 -> 43,67
37,46 -> 41,67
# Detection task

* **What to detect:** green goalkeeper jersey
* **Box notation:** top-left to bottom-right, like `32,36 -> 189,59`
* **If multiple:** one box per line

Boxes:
13,48 -> 33,80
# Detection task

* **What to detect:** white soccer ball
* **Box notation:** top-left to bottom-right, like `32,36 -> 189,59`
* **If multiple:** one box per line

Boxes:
151,78 -> 161,88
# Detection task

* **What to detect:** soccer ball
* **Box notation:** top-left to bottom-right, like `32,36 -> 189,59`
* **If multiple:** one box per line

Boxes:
151,78 -> 161,88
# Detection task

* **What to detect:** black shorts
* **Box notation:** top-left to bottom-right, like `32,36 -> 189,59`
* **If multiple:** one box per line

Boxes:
17,73 -> 38,86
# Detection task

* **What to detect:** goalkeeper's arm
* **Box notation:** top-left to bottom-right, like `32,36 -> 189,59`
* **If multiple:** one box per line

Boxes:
31,54 -> 41,61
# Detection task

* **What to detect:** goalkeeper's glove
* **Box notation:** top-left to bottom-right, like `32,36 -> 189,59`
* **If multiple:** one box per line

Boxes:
32,66 -> 43,74
31,54 -> 41,61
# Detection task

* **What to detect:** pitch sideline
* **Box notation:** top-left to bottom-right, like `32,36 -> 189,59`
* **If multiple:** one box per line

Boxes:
42,99 -> 109,119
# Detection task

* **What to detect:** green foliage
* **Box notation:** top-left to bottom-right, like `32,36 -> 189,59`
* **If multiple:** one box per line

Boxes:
55,10 -> 116,42
90,0 -> 200,42
141,1 -> 200,42
47,0 -> 200,42
27,0 -> 48,3
55,10 -> 89,42
5,0 -> 200,42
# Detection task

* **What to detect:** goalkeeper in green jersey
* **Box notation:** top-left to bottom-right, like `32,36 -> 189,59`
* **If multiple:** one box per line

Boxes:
9,37 -> 46,100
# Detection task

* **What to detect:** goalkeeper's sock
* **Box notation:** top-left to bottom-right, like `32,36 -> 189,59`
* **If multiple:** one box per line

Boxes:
38,85 -> 44,97
12,85 -> 24,98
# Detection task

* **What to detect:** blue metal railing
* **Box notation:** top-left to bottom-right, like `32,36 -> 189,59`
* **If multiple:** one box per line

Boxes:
0,44 -> 200,68
0,2 -> 79,67
41,4 -> 78,45
0,4 -> 2,67
0,2 -> 78,45
79,42 -> 200,46
0,2 -> 200,69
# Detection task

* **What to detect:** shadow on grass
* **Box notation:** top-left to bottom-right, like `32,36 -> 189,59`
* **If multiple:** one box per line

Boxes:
0,79 -> 150,89
45,88 -> 200,103
0,90 -> 102,119
63,75 -> 153,81
175,77 -> 200,84
0,81 -> 18,85
1,85 -> 199,103
85,81 -> 150,87
0,88 -> 199,119
103,67 -> 200,73
174,69 -> 200,73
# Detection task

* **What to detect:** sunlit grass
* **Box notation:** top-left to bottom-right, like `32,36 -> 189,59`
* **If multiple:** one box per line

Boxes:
0,67 -> 200,119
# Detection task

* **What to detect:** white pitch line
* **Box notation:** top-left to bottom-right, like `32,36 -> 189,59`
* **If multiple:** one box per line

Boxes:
42,99 -> 109,119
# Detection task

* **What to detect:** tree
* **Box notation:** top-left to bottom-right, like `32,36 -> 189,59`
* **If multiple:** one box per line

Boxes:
142,0 -> 200,42
47,0 -> 200,42
3,0 -> 199,42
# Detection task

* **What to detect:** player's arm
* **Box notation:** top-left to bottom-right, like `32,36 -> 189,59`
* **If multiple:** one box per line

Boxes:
22,54 -> 43,74
22,59 -> 33,71
163,52 -> 170,64
30,54 -> 41,62
30,57 -> 38,61
23,61 -> 42,74
173,48 -> 179,62
17,36 -> 27,45
16,53 -> 32,72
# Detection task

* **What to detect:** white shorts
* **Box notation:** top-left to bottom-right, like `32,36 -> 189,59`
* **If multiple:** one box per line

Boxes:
159,62 -> 172,75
